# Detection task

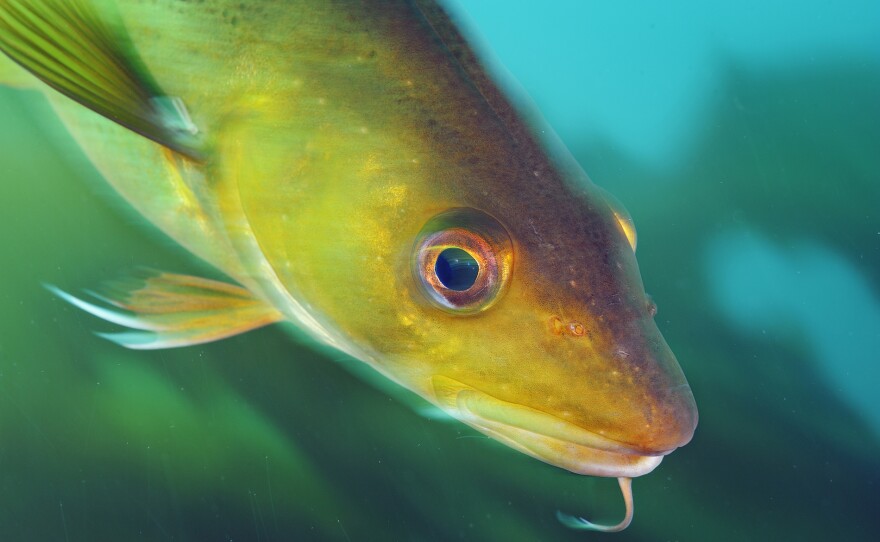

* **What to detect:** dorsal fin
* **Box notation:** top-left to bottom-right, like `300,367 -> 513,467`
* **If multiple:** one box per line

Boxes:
0,0 -> 202,159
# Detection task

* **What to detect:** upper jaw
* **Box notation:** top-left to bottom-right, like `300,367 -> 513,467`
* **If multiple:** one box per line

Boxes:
431,375 -> 668,478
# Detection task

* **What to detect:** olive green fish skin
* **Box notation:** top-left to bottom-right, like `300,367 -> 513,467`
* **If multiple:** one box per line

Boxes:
3,0 -> 696,476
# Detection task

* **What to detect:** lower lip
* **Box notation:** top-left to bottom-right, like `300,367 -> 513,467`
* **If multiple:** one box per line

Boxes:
462,411 -> 665,478
432,376 -> 670,478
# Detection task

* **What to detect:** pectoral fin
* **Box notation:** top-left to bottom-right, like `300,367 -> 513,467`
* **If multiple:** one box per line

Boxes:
0,0 -> 202,159
47,271 -> 283,349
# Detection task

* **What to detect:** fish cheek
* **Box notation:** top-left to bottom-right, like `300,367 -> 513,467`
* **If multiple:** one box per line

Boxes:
495,254 -> 654,438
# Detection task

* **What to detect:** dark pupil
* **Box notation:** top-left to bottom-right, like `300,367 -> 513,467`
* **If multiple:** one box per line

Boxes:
434,248 -> 479,291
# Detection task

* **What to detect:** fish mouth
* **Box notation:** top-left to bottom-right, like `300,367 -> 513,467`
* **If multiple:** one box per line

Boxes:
431,376 -> 667,478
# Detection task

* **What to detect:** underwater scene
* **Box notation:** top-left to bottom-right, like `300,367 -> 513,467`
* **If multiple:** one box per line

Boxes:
0,0 -> 878,540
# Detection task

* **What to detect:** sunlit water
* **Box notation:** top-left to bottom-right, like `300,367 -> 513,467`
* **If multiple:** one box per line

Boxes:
1,1 -> 877,540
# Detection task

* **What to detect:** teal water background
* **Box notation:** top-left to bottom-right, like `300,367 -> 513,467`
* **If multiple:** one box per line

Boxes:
1,1 -> 878,540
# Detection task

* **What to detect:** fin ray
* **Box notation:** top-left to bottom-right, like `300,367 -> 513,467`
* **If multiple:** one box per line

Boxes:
0,0 -> 202,158
48,271 -> 284,349
45,284 -> 160,331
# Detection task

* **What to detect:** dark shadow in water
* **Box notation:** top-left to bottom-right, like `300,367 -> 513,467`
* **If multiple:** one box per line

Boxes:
0,59 -> 878,541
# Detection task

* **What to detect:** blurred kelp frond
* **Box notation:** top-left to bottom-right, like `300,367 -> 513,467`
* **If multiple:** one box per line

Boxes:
584,58 -> 880,275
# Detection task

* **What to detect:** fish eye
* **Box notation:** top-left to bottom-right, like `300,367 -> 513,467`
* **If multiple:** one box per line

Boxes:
434,248 -> 479,291
412,208 -> 513,314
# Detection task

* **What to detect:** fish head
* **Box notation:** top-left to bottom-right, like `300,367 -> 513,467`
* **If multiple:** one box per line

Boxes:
241,130 -> 698,479
404,176 -> 698,478
221,9 -> 697,479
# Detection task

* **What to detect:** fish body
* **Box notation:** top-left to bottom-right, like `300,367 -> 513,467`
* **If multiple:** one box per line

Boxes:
0,0 -> 697,530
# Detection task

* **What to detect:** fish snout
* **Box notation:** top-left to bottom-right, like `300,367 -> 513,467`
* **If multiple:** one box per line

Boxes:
636,380 -> 698,455
589,321 -> 699,456
622,331 -> 698,455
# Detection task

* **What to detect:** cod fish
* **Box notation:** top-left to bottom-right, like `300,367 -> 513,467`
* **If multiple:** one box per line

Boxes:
0,0 -> 697,531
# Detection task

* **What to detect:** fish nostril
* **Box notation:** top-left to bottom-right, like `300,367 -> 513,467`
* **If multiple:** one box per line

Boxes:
549,316 -> 566,335
548,316 -> 588,337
